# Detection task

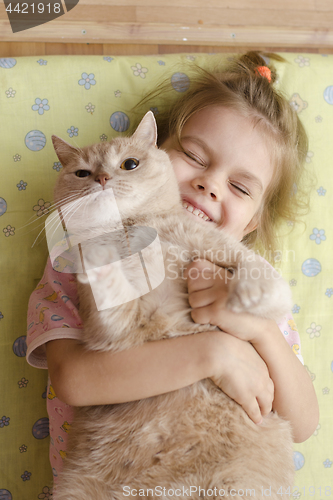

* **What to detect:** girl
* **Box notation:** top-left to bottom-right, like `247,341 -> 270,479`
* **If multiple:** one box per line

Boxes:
26,51 -> 319,487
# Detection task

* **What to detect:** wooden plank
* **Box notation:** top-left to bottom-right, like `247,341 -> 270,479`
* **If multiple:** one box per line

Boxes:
0,42 -> 159,56
0,3 -> 134,20
0,41 -> 46,56
1,41 -> 331,58
102,43 -> 159,54
0,0 -> 322,20
135,7 -> 333,28
43,6 -> 137,23
45,42 -> 104,55
314,0 -> 333,11
157,45 -> 329,54
76,0 -> 317,11
4,4 -> 329,28
1,20 -> 333,48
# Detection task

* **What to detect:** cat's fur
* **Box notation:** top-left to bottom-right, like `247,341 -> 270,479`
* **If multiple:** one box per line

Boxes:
52,112 -> 294,500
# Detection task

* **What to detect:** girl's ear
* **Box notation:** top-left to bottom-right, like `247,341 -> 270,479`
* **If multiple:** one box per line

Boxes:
132,111 -> 158,148
51,135 -> 80,168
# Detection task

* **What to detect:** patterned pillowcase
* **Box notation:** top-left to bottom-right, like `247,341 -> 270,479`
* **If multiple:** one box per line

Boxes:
0,53 -> 332,498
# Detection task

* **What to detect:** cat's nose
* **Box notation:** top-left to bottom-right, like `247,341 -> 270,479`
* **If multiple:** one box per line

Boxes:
95,173 -> 110,187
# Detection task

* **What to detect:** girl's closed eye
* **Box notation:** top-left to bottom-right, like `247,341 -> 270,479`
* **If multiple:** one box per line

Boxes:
182,149 -> 206,167
228,181 -> 250,197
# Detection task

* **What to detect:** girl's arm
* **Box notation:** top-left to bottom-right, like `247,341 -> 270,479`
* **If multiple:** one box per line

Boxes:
186,260 -> 319,443
32,258 -> 271,422
46,328 -> 273,425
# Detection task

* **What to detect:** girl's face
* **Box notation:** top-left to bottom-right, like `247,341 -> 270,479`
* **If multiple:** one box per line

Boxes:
161,106 -> 274,241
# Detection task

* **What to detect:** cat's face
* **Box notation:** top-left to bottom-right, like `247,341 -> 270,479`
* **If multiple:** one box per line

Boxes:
52,112 -> 180,232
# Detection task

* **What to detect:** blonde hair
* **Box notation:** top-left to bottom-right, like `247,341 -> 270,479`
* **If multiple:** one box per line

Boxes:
136,51 -> 310,255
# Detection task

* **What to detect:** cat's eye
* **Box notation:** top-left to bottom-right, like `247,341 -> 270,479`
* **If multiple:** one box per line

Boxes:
120,158 -> 139,170
75,170 -> 91,178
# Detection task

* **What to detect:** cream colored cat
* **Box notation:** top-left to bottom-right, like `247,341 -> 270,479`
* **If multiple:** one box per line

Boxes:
52,112 -> 294,500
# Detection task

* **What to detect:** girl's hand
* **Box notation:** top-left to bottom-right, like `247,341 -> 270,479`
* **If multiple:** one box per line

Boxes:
208,330 -> 274,424
186,260 -> 320,442
186,259 -> 275,423
186,259 -> 269,344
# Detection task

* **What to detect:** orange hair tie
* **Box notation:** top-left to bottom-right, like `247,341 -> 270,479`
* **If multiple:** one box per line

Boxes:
255,66 -> 272,83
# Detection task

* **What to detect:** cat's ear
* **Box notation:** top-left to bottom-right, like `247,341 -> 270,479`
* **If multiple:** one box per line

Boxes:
52,135 -> 81,168
132,111 -> 157,147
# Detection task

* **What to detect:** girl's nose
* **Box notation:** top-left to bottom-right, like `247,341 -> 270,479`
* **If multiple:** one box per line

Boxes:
95,173 -> 110,186
192,176 -> 222,200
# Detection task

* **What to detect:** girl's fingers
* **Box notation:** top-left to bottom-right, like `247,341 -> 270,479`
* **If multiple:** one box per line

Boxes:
256,383 -> 274,417
210,332 -> 274,425
190,302 -> 217,325
187,273 -> 215,293
186,260 -> 230,293
209,307 -> 270,342
190,300 -> 243,326
188,287 -> 228,309
240,382 -> 273,424
244,400 -> 263,425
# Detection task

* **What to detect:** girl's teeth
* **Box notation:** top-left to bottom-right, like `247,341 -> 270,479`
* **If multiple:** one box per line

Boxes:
182,201 -> 211,221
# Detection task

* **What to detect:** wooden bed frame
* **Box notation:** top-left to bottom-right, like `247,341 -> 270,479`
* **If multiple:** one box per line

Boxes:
1,0 -> 333,57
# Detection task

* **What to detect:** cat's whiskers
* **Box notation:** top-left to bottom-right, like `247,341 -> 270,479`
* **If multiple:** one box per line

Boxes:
18,194 -> 84,250
56,197 -> 87,233
63,195 -> 113,241
32,196 -> 85,249
17,192 -> 83,235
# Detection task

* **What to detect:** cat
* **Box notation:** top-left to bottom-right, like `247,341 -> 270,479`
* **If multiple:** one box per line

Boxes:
51,111 -> 294,500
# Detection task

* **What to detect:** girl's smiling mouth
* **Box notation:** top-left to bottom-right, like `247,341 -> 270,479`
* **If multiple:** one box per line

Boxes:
182,199 -> 213,222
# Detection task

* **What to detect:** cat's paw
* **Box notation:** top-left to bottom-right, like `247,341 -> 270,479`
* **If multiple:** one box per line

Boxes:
226,263 -> 292,321
227,278 -> 270,313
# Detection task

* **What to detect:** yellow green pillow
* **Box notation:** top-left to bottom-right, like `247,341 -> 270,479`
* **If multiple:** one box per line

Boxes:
0,53 -> 332,499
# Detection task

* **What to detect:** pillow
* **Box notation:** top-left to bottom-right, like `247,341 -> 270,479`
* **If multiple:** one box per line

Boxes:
0,53 -> 331,498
